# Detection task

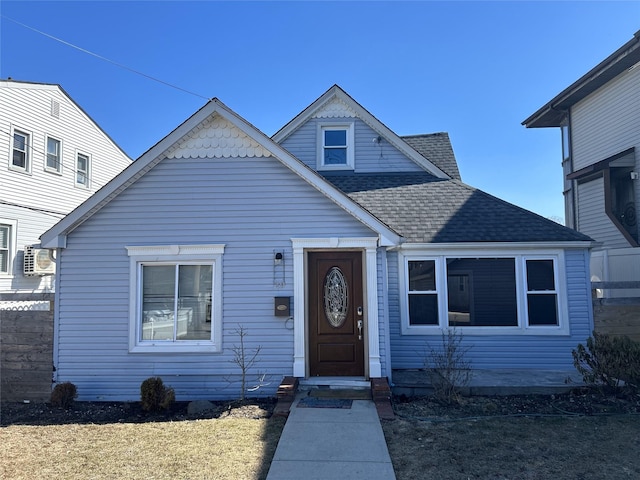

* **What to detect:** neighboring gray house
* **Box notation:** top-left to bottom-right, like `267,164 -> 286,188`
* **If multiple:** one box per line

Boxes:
41,86 -> 594,401
1,79 -> 131,295
523,31 -> 640,299
1,79 -> 131,402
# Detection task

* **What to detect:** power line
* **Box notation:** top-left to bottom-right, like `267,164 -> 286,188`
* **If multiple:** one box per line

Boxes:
0,199 -> 67,218
2,15 -> 211,101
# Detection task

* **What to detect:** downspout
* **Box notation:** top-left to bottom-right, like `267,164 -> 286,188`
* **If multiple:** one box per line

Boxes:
380,246 -> 393,385
51,247 -> 61,385
568,115 -> 578,231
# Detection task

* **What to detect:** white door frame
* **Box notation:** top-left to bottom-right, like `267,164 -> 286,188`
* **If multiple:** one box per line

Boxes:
291,237 -> 381,378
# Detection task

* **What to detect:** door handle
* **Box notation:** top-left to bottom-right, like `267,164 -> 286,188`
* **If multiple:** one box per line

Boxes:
357,319 -> 363,341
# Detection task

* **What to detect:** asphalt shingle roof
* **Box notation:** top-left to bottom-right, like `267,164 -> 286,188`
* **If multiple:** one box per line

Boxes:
324,173 -> 592,243
402,133 -> 461,180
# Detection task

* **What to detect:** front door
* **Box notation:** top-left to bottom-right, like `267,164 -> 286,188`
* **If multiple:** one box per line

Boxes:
308,251 -> 365,376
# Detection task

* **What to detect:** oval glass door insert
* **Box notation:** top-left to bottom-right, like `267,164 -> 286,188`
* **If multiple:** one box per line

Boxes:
324,266 -> 349,328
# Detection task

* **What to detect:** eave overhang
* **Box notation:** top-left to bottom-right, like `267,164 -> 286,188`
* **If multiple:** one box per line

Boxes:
523,30 -> 640,128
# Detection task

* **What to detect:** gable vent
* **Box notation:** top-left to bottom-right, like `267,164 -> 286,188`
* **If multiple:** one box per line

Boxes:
50,99 -> 60,118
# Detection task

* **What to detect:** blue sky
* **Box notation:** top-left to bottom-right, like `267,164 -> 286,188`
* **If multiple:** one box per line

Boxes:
2,1 -> 639,221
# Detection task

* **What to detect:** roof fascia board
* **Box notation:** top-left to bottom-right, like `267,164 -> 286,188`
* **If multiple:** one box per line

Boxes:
523,30 -> 640,128
272,85 -> 450,179
41,99 -> 401,248
394,241 -> 594,252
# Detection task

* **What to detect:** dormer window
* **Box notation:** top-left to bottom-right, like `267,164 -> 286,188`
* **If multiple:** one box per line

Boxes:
318,123 -> 354,170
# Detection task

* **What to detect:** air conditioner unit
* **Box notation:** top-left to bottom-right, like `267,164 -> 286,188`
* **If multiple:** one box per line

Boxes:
24,245 -> 56,276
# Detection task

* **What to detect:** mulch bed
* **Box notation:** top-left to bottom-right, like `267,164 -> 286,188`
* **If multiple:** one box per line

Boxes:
392,387 -> 640,420
3,388 -> 639,427
1,398 -> 276,426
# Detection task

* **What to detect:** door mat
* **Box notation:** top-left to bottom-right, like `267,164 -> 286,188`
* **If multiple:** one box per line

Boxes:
297,397 -> 353,409
309,389 -> 371,400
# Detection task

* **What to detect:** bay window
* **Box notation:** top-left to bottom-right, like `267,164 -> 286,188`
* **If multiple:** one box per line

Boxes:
402,252 -> 564,334
408,260 -> 439,325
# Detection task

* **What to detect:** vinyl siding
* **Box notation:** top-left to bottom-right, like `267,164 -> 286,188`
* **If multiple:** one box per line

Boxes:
280,117 -> 425,173
0,82 -> 131,293
570,65 -> 640,250
576,177 -> 629,248
389,249 -> 593,370
572,65 -> 640,171
0,204 -> 57,291
55,155 -> 377,401
376,247 -> 391,377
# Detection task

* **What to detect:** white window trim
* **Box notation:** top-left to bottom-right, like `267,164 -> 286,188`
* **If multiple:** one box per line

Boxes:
9,126 -> 32,173
45,136 -> 63,174
290,237 -> 381,378
399,249 -> 569,336
75,150 -> 91,188
126,244 -> 224,353
317,122 -> 355,171
0,219 -> 18,276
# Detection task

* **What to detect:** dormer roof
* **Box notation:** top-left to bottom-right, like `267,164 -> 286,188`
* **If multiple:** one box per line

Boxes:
272,85 -> 452,179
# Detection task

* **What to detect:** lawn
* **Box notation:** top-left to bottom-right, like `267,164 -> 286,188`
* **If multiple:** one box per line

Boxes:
384,401 -> 640,480
3,393 -> 640,480
0,406 -> 286,480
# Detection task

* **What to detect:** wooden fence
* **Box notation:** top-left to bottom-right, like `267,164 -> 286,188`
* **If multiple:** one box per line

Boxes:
0,293 -> 54,402
592,281 -> 640,342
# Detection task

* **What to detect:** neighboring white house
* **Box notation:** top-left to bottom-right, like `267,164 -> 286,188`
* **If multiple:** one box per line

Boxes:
523,31 -> 640,299
41,85 -> 595,401
1,79 -> 132,295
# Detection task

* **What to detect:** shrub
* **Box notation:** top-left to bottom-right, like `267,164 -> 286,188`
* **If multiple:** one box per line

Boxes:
50,382 -> 77,409
424,329 -> 472,405
140,377 -> 175,411
572,332 -> 640,391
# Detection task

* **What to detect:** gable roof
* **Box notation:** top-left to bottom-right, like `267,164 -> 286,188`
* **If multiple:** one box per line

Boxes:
401,133 -> 461,180
1,78 -> 131,160
523,30 -> 640,128
40,98 -> 401,248
272,85 -> 452,179
323,172 -> 593,244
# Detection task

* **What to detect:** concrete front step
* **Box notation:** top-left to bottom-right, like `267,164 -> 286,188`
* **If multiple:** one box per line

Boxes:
273,376 -> 395,420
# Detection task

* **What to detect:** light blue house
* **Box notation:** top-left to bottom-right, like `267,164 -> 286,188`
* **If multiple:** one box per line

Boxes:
41,86 -> 594,400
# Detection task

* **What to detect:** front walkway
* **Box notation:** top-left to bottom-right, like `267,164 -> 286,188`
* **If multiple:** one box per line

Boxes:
266,393 -> 396,480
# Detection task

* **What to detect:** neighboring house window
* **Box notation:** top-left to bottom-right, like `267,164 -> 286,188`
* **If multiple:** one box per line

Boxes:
568,148 -> 638,246
561,122 -> 571,165
608,164 -> 638,244
0,221 -> 17,275
127,244 -> 224,353
401,252 -> 565,334
11,129 -> 31,172
76,152 -> 90,187
46,137 -> 62,173
317,123 -> 354,170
